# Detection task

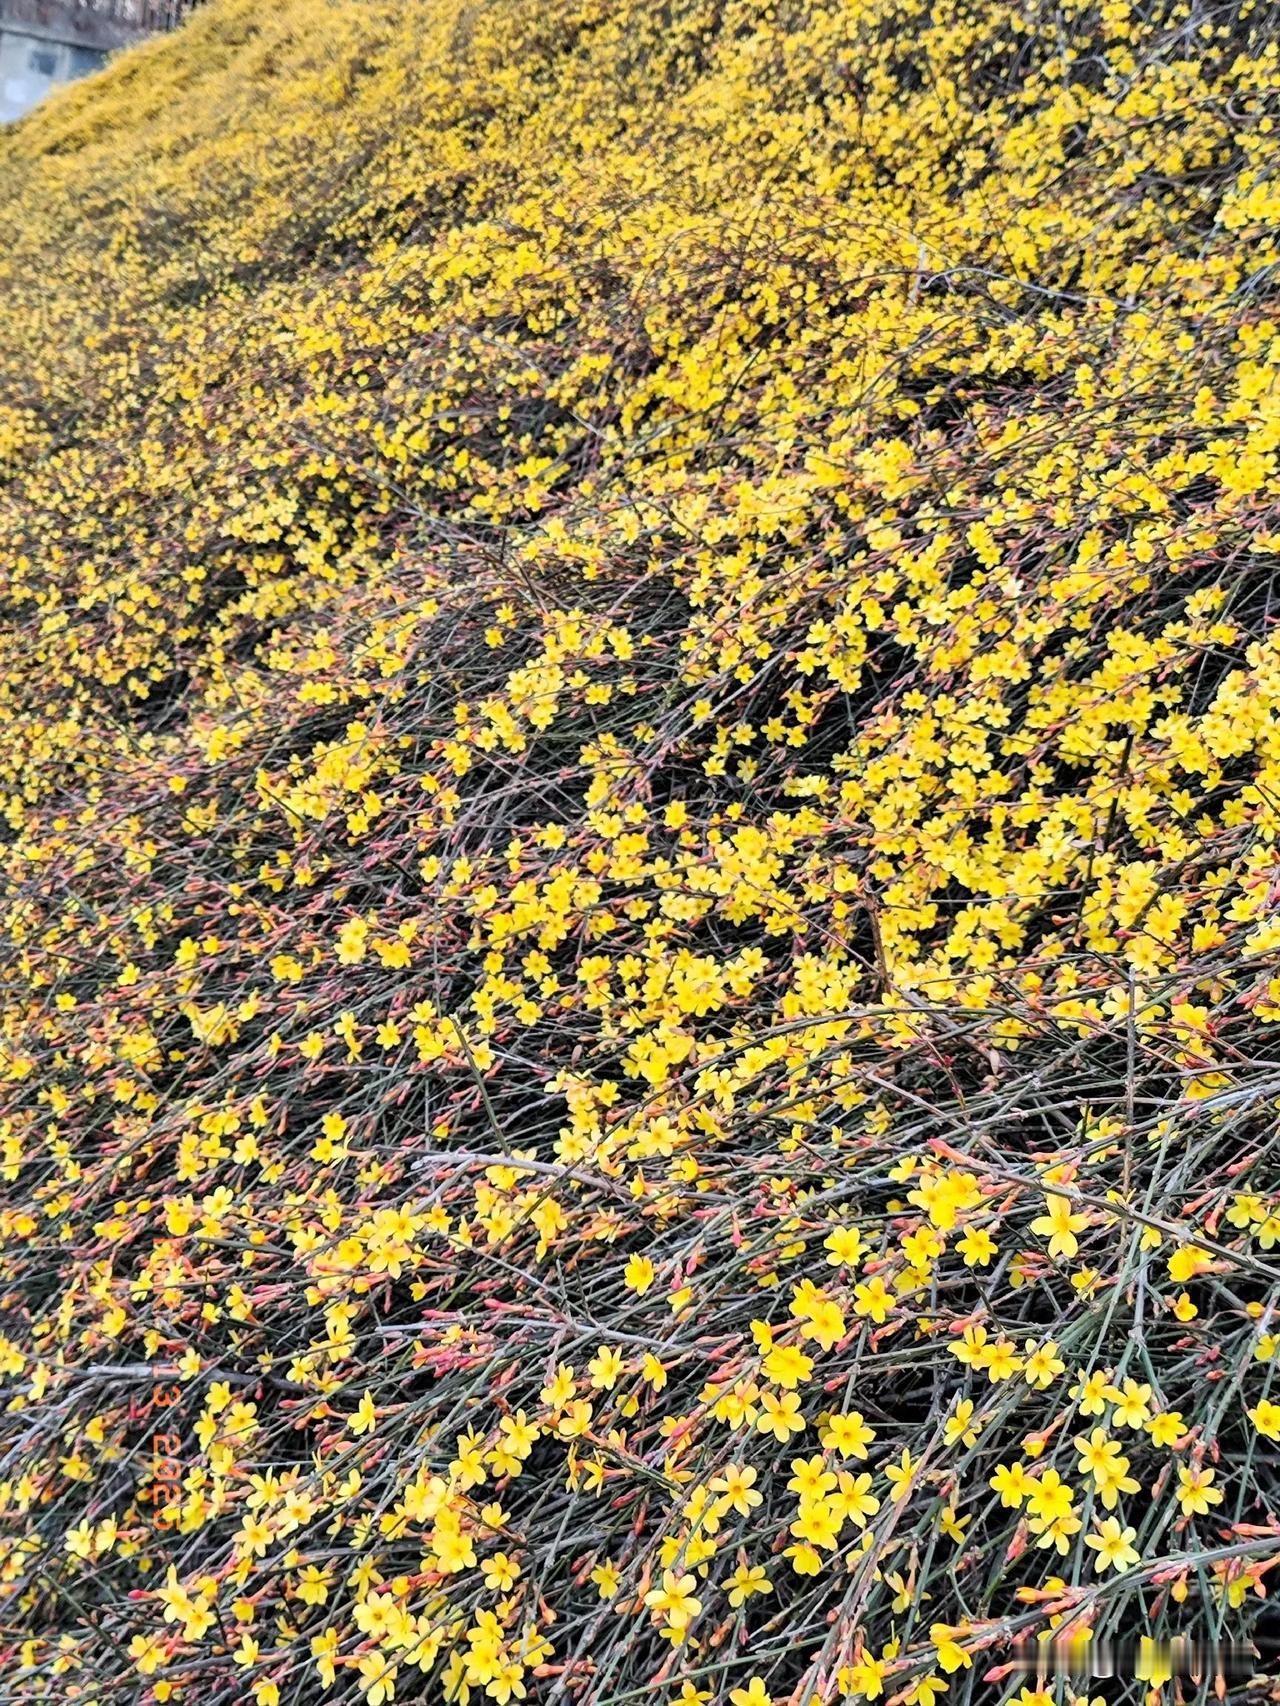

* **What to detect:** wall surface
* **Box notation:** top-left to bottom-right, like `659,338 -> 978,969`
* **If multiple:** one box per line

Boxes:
0,1 -> 184,124
0,24 -> 103,123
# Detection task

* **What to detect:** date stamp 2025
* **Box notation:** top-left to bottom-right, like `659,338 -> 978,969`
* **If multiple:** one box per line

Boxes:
128,1381 -> 184,1508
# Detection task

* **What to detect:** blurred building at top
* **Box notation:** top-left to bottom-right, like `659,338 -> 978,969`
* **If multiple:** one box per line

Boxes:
0,0 -> 197,124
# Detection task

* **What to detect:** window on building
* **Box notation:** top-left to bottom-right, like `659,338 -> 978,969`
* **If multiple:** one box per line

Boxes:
68,46 -> 105,79
28,48 -> 58,78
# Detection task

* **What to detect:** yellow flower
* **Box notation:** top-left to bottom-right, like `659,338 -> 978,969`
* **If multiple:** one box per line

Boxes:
838,1652 -> 887,1699
756,1390 -> 806,1443
311,1628 -> 339,1689
824,1224 -> 864,1267
1135,1637 -> 1176,1688
1032,1510 -> 1084,1555
642,1353 -> 668,1391
1085,1517 -> 1140,1574
822,1410 -> 876,1459
1110,1379 -> 1152,1429
790,1498 -> 841,1549
786,1454 -> 837,1500
1072,1368 -> 1115,1417
1250,1397 -> 1280,1441
349,1390 -> 377,1436
885,1448 -> 916,1503
729,1680 -> 772,1706
989,1461 -> 1035,1508
956,1226 -> 996,1267
712,1462 -> 763,1516
482,1551 -> 520,1591
357,1653 -> 397,1705
587,1345 -> 626,1390
930,1625 -> 972,1673
983,1338 -> 1023,1382
852,1276 -> 894,1324
938,1503 -> 969,1544
128,1634 -> 165,1676
335,917 -> 369,966
64,1521 -> 94,1559
943,1398 -> 978,1447
499,1410 -> 539,1457
643,1569 -> 701,1634
725,1562 -> 772,1608
949,1324 -> 990,1368
540,1363 -> 576,1410
1146,1410 -> 1186,1447
1076,1428 -> 1123,1480
296,1565 -> 330,1605
792,1288 -> 846,1351
1168,1243 -> 1211,1283
233,1635 -> 261,1666
905,1675 -> 949,1706
1026,1469 -> 1074,1523
832,1471 -> 880,1527
1022,1340 -> 1065,1390
762,1342 -> 813,1389
1176,1464 -> 1224,1517
786,1542 -> 824,1576
1030,1193 -> 1089,1260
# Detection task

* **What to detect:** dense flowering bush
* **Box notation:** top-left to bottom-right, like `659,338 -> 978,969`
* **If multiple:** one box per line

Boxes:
1,0 -> 1280,1701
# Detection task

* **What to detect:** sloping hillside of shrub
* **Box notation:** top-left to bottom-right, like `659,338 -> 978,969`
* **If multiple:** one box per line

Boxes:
2,0 -> 1280,1701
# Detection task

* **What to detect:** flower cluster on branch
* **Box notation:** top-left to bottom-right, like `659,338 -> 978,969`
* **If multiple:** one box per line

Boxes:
0,1 -> 1279,1703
